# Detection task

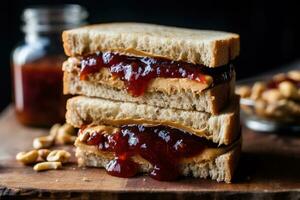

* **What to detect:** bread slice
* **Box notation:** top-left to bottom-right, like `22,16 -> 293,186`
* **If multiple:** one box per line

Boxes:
66,95 -> 240,145
62,23 -> 240,67
75,136 -> 241,183
63,60 -> 235,114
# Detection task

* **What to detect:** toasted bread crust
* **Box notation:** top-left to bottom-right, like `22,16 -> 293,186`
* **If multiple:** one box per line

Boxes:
62,23 -> 240,67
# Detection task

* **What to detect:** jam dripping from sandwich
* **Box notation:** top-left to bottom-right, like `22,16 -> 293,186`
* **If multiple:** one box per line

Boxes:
80,125 -> 216,181
79,52 -> 233,96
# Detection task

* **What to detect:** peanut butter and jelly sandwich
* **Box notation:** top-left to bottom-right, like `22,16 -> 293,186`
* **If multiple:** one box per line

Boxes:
62,23 -> 241,182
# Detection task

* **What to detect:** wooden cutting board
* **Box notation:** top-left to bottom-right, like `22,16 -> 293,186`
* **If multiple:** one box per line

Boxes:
1,106 -> 300,199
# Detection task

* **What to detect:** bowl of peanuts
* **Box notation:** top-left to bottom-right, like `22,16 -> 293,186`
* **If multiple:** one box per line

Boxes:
236,70 -> 300,133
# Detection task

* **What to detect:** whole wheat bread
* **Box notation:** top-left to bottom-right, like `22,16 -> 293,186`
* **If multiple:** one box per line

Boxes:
66,95 -> 240,145
62,23 -> 240,67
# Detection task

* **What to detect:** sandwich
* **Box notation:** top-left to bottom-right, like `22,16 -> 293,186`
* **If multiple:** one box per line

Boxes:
62,23 -> 241,183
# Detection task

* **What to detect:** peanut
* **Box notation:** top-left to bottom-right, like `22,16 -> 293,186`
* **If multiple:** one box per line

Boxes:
37,149 -> 51,160
265,104 -> 285,118
262,89 -> 283,103
49,123 -> 61,138
55,124 -> 76,145
33,161 -> 62,172
287,70 -> 300,81
46,150 -> 71,163
59,124 -> 76,136
33,136 -> 54,149
16,150 -> 39,165
56,132 -> 76,145
250,82 -> 266,100
273,73 -> 286,82
278,81 -> 298,99
254,99 -> 267,116
236,86 -> 251,98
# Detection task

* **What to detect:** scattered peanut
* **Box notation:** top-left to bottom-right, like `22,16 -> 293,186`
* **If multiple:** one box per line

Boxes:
265,104 -> 284,118
262,89 -> 283,103
33,136 -> 54,149
56,132 -> 76,145
55,123 -> 76,145
58,124 -> 76,135
250,82 -> 266,100
49,123 -> 61,138
273,73 -> 286,82
17,123 -> 76,172
37,149 -> 51,161
278,81 -> 298,99
46,150 -> 71,163
16,150 -> 39,165
33,161 -> 62,172
236,86 -> 251,98
287,70 -> 300,81
254,99 -> 267,116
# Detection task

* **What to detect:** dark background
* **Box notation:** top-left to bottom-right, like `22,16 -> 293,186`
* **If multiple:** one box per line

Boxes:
1,0 -> 300,111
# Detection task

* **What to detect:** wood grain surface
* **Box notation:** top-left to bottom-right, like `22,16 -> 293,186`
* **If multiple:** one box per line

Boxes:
1,106 -> 300,199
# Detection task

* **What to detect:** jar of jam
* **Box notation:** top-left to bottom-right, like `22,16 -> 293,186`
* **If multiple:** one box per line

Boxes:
12,5 -> 88,127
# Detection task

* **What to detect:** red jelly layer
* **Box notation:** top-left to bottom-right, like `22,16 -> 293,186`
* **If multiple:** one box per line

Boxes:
80,52 -> 234,96
81,125 -> 216,181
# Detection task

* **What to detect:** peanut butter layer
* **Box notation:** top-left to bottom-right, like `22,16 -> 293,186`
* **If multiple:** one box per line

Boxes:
83,118 -> 212,138
63,57 -> 213,95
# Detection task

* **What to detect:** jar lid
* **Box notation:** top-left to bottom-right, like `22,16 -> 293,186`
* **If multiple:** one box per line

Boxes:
22,4 -> 88,33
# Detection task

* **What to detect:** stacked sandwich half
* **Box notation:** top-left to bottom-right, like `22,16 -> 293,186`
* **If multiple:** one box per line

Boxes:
62,23 -> 241,183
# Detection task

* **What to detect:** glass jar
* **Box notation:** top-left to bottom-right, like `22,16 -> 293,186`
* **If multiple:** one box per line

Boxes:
12,5 -> 88,127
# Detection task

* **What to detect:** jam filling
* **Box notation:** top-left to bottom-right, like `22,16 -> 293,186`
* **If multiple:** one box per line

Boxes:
79,52 -> 234,96
80,125 -> 217,181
